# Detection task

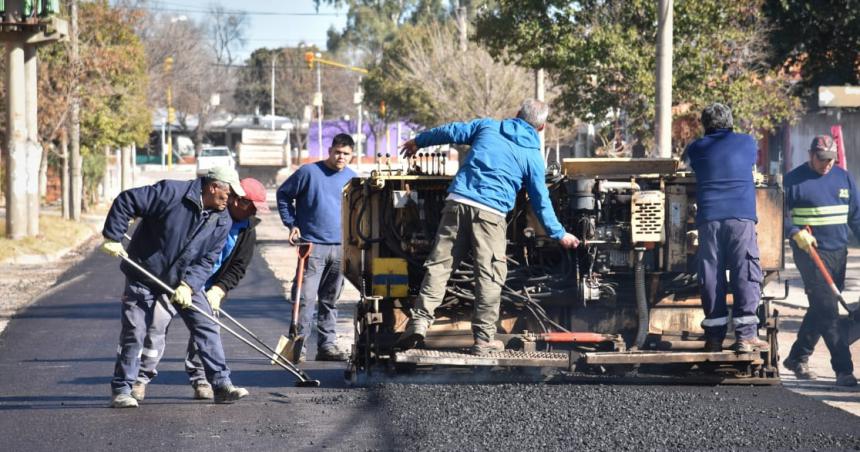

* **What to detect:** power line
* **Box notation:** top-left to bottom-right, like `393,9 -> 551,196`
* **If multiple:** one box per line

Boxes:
116,3 -> 345,17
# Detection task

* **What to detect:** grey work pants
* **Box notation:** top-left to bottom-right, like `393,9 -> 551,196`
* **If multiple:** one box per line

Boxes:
135,300 -> 206,387
411,201 -> 508,342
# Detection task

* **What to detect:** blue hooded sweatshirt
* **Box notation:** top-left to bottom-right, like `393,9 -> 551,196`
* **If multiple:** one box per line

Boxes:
415,118 -> 565,239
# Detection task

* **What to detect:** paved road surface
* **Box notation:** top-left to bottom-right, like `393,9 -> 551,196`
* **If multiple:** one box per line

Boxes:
0,249 -> 391,451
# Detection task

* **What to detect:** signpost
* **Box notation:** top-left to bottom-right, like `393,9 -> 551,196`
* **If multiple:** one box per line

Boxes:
818,86 -> 860,108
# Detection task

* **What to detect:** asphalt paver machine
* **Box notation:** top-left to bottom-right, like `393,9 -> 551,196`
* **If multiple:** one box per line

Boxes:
342,157 -> 786,385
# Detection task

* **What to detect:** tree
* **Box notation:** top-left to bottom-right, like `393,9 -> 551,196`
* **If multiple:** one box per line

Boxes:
315,0 -> 449,62
234,46 -> 360,152
364,21 -> 532,127
474,0 -> 801,152
764,0 -> 860,99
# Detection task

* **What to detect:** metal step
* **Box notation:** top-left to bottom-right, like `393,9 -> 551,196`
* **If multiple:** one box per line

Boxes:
582,350 -> 764,366
393,349 -> 570,368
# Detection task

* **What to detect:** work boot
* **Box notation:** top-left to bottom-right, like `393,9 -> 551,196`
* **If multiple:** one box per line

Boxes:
783,357 -> 817,380
193,382 -> 214,400
213,385 -> 249,404
397,320 -> 429,350
316,346 -> 349,362
703,338 -> 723,352
469,338 -> 505,356
836,373 -> 858,387
732,337 -> 769,353
130,382 -> 146,402
110,393 -> 139,409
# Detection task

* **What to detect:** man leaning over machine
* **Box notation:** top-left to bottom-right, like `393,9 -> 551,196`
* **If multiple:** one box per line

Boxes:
398,98 -> 580,356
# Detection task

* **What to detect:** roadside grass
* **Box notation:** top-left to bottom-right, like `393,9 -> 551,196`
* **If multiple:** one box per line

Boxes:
0,216 -> 96,262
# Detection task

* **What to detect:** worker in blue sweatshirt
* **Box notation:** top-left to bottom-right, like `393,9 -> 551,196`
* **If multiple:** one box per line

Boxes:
277,133 -> 357,362
782,134 -> 859,387
685,103 -> 767,354
398,99 -> 580,356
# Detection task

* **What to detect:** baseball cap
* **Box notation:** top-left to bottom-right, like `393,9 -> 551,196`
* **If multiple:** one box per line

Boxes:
239,177 -> 270,213
810,135 -> 837,160
207,166 -> 245,197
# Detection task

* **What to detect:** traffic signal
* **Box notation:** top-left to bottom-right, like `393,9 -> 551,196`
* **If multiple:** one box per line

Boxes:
380,101 -> 386,116
304,52 -> 315,69
167,107 -> 176,123
163,56 -> 174,74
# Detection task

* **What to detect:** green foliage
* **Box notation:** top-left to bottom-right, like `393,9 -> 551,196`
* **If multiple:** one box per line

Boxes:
764,0 -> 860,98
475,0 -> 801,150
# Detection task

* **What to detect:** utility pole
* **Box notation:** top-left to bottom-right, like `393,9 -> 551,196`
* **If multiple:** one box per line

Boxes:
315,53 -> 323,160
71,0 -> 82,220
535,68 -> 546,160
270,53 -> 276,131
656,0 -> 673,158
165,56 -> 174,170
355,79 -> 364,170
457,5 -> 467,52
7,41 -> 27,239
24,45 -> 41,236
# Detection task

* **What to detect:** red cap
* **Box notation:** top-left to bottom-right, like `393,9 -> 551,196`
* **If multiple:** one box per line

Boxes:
239,178 -> 270,213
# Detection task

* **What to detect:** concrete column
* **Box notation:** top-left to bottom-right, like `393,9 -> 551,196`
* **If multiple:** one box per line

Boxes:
6,42 -> 28,239
121,145 -> 131,190
24,45 -> 41,236
655,0 -> 673,158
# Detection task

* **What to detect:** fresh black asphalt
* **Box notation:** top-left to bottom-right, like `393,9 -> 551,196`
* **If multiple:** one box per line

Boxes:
0,248 -> 858,451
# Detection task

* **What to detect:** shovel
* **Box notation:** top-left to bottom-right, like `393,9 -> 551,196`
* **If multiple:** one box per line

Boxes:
275,243 -> 313,363
802,227 -> 860,345
118,254 -> 321,387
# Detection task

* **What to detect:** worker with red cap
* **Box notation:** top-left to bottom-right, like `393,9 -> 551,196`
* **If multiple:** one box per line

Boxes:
129,176 -> 272,402
782,135 -> 859,387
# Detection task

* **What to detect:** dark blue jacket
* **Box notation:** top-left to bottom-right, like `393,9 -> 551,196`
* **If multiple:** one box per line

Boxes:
685,129 -> 758,225
102,178 -> 231,293
416,118 -> 565,239
784,164 -> 860,251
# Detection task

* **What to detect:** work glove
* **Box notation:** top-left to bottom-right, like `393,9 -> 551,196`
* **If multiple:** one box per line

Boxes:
206,286 -> 226,313
792,229 -> 818,252
99,239 -> 128,258
171,282 -> 193,309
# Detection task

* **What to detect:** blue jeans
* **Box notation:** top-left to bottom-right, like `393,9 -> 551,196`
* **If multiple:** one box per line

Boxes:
697,219 -> 762,340
290,244 -> 344,351
111,281 -> 231,395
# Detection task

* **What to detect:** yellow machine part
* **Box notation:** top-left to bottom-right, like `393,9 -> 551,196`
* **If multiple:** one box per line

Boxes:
372,258 -> 409,298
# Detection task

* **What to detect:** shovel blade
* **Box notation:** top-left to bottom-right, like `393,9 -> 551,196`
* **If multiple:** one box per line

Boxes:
271,335 -> 297,365
839,318 -> 860,346
273,334 -> 305,364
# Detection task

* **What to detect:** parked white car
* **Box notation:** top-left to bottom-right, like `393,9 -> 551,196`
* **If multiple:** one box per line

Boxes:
196,146 -> 236,175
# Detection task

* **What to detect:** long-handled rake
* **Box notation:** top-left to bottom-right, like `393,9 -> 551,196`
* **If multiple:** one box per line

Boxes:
119,255 -> 321,387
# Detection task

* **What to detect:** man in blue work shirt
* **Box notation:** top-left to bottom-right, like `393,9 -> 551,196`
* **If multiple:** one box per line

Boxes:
398,99 -> 580,356
131,177 -> 270,401
685,103 -> 766,353
782,135 -> 859,387
277,133 -> 357,361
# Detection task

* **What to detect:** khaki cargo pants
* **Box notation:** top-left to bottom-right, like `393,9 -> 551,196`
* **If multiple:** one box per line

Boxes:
410,200 -> 508,342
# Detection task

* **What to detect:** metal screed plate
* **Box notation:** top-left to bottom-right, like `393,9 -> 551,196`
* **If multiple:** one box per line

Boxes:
393,349 -> 570,368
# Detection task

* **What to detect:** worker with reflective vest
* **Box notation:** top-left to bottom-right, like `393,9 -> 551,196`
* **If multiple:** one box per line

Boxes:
782,134 -> 860,387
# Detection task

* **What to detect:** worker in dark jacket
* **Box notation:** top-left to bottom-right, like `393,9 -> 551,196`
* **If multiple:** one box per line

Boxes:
131,177 -> 270,401
100,167 -> 249,408
782,135 -> 859,387
685,103 -> 766,353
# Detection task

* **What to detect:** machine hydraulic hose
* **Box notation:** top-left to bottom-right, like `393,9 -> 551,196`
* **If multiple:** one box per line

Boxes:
633,249 -> 650,349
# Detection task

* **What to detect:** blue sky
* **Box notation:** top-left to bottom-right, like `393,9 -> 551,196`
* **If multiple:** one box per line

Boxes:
140,0 -> 348,61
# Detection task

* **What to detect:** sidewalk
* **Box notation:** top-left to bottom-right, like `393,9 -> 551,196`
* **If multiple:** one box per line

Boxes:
765,245 -> 860,416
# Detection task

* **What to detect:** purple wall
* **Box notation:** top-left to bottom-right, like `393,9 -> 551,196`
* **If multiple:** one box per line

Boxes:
307,120 -> 419,160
